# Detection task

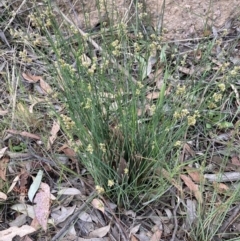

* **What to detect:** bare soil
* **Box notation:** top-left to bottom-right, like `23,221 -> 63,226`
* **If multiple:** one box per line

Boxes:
55,0 -> 240,39
148,0 -> 240,39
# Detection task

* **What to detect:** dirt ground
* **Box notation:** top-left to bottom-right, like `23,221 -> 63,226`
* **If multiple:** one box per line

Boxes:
55,0 -> 240,39
148,0 -> 240,39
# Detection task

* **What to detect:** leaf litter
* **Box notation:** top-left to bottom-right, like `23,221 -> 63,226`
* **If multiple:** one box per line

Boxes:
28,170 -> 43,202
1,1 -> 240,241
33,182 -> 51,231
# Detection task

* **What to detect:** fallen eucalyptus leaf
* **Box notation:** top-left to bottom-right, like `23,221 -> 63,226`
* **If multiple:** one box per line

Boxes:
28,170 -> 43,202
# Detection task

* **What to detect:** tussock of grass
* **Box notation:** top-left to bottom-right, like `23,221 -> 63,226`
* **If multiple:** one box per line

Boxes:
40,22 -> 187,208
35,2 -> 239,210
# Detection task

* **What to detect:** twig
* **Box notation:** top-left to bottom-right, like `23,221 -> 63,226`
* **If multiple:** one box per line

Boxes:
51,192 -> 96,241
4,0 -> 27,32
103,201 -> 128,241
6,151 -> 32,160
204,172 -> 240,182
170,196 -> 180,241
27,144 -> 57,167
59,11 -> 137,84
218,203 -> 240,235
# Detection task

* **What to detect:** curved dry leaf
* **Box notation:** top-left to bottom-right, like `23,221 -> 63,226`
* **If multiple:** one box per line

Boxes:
136,55 -> 147,80
180,174 -> 202,203
0,225 -> 36,241
139,53 -> 157,81
31,217 -> 41,230
130,224 -> 141,235
22,72 -> 41,83
0,191 -> 7,200
107,201 -> 117,210
163,208 -> 172,220
58,188 -> 81,196
7,175 -> 20,193
130,235 -> 139,241
91,198 -> 105,213
28,170 -> 43,202
0,147 -> 8,159
50,194 -> 57,200
146,55 -> 157,77
59,146 -> 78,163
9,214 -> 27,227
39,78 -> 53,95
51,205 -> 76,225
159,168 -> 183,193
185,167 -> 204,184
194,49 -> 202,60
58,144 -> 69,152
232,156 -> 240,166
78,211 -> 92,222
20,131 -> 41,140
213,182 -> 229,194
178,66 -> 194,75
183,143 -> 195,157
89,223 -> 110,238
146,92 -> 160,100
0,156 -> 9,181
11,204 -> 35,219
124,210 -> 136,218
6,129 -> 40,140
34,182 -> 51,231
150,229 -> 162,241
28,96 -> 45,114
185,199 -> 197,230
47,121 -> 60,150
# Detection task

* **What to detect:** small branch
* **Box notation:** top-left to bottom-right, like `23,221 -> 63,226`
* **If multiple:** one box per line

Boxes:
104,205 -> 128,241
204,172 -> 240,182
218,203 -> 240,234
170,196 -> 180,241
51,192 -> 96,241
27,144 -> 57,167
